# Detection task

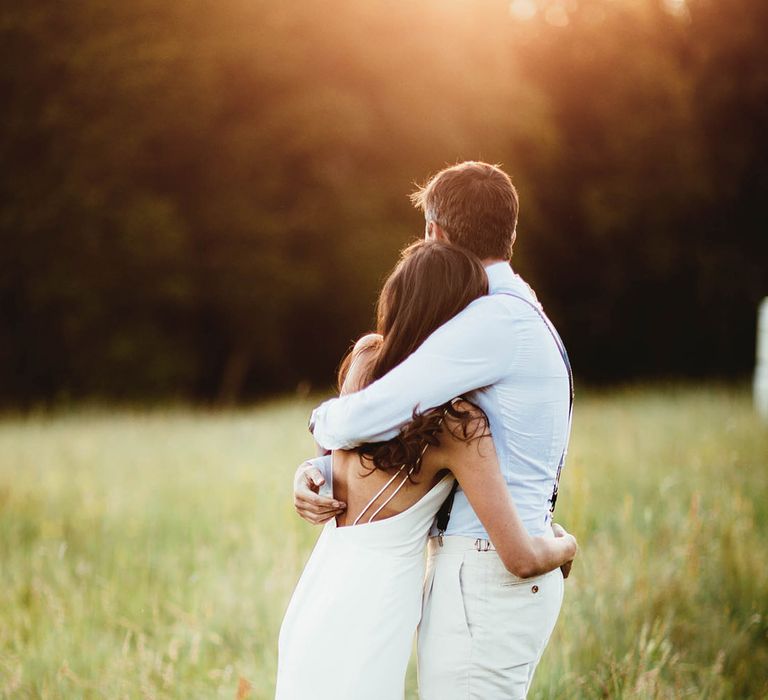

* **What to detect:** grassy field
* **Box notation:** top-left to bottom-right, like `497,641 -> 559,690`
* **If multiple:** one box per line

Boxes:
1,386 -> 766,699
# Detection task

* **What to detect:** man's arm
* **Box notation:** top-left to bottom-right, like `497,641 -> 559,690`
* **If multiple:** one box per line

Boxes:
310,296 -> 516,449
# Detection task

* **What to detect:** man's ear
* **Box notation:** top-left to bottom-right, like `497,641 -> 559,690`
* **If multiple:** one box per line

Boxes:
426,220 -> 449,242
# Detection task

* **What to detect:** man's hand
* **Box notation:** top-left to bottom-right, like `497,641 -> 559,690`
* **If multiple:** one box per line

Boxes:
293,460 -> 346,525
552,522 -> 577,579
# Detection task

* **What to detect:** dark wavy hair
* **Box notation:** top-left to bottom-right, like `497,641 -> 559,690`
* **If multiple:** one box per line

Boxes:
337,239 -> 491,475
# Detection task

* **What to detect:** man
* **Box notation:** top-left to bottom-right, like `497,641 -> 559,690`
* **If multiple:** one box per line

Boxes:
294,161 -> 574,699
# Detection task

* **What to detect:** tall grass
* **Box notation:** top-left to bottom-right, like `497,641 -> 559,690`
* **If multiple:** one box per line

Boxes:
0,386 -> 766,698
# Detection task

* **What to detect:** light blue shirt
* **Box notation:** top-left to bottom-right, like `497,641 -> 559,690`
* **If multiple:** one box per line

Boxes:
310,262 -> 572,537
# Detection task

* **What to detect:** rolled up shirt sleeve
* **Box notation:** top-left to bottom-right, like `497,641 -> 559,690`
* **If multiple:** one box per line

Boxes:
310,296 -> 516,450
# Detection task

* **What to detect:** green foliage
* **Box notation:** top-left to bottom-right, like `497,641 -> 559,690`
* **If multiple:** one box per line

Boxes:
0,387 -> 766,698
1,0 -> 767,402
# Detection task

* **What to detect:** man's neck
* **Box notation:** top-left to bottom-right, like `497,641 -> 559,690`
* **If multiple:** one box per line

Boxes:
482,258 -> 508,268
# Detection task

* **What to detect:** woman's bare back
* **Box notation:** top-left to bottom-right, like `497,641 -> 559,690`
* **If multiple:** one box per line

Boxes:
332,449 -> 448,527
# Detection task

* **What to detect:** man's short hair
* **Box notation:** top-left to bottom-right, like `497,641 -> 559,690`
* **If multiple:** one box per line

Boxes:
410,161 -> 519,260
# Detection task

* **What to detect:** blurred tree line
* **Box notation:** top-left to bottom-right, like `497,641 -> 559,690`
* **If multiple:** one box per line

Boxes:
1,0 -> 766,404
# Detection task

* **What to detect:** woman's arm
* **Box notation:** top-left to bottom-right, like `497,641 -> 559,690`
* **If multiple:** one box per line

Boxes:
339,333 -> 382,395
441,403 -> 577,578
293,334 -> 383,525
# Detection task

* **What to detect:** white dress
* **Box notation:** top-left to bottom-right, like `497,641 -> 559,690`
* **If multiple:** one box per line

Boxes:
276,472 -> 455,700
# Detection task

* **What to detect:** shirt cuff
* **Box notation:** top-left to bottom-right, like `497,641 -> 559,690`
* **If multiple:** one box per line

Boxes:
306,454 -> 333,498
309,401 -> 346,450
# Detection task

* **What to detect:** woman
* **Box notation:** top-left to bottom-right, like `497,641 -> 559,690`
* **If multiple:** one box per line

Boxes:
276,240 -> 576,700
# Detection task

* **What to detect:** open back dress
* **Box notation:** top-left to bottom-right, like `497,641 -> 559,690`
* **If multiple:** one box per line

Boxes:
275,468 -> 455,700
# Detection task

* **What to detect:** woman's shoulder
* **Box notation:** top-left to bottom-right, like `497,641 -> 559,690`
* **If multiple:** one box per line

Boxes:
425,397 -> 491,458
445,396 -> 489,426
352,332 -> 383,355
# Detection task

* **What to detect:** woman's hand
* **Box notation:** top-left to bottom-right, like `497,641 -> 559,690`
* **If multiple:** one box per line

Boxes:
552,522 -> 577,579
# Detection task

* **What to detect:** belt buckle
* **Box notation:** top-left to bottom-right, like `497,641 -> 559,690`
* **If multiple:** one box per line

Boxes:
474,538 -> 491,552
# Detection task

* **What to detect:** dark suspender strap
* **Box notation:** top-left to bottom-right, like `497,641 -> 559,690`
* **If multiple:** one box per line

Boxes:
435,480 -> 459,535
498,292 -> 573,514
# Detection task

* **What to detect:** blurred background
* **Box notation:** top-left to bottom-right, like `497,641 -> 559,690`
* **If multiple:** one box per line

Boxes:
2,1 -> 768,699
2,0 -> 766,405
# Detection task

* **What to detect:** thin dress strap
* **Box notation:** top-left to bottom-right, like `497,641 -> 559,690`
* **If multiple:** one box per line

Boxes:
351,465 -> 410,526
351,415 -> 445,526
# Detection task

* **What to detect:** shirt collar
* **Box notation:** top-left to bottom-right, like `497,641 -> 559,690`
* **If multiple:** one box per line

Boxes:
484,261 -> 539,303
484,261 -> 514,292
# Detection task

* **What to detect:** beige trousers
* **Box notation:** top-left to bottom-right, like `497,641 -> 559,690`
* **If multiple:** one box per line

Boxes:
417,535 -> 564,700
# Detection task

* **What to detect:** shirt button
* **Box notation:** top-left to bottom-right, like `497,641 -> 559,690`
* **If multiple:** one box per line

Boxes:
531,585 -> 539,594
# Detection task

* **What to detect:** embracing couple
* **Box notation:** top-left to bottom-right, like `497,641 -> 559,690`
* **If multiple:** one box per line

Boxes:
276,161 -> 578,700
